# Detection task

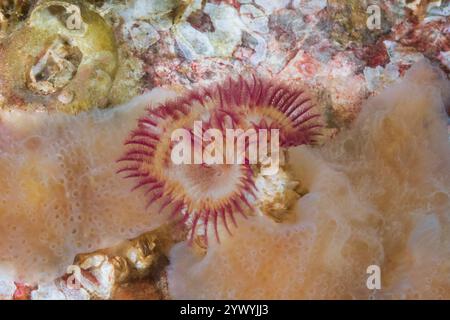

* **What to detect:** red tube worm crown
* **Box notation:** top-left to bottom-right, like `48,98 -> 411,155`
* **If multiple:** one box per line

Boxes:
118,75 -> 322,244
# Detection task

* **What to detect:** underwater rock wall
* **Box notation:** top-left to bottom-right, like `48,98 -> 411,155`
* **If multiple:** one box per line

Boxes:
0,0 -> 448,299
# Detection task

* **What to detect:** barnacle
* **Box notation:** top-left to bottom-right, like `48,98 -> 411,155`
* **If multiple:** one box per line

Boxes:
254,167 -> 305,223
118,76 -> 322,244
70,223 -> 178,298
0,0 -> 34,38
328,0 -> 390,46
172,0 -> 196,25
0,0 -> 118,113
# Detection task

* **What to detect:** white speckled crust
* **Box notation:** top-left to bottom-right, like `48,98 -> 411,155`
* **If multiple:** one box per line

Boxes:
0,280 -> 15,300
0,88 -> 177,284
31,282 -> 66,300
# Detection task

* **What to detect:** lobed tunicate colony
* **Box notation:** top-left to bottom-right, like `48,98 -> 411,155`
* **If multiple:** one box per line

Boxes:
167,61 -> 450,299
0,89 -> 176,283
